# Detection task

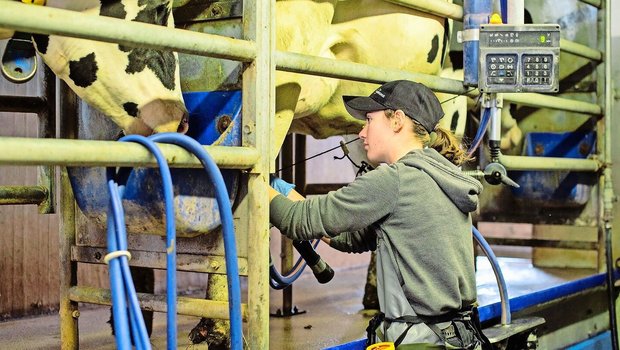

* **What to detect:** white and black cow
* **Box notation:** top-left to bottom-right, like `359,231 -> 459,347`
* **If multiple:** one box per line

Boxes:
2,0 -> 188,136
2,0 -> 191,339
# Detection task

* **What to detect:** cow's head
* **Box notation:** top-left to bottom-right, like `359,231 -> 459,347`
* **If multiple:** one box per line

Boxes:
31,0 -> 188,135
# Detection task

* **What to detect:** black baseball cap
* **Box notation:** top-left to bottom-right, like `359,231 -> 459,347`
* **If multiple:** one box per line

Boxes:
343,80 -> 444,133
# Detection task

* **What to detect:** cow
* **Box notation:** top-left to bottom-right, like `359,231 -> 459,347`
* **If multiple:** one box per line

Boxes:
272,0 -> 452,156
1,0 -> 188,136
1,0 -> 189,341
3,0 -> 481,347
188,0 -> 457,347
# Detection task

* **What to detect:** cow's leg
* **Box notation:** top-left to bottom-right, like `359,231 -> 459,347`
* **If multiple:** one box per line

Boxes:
362,251 -> 379,310
270,82 -> 301,162
132,266 -> 155,336
189,274 -> 229,348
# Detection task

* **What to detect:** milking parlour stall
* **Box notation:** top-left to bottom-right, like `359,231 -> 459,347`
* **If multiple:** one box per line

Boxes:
0,0 -> 618,349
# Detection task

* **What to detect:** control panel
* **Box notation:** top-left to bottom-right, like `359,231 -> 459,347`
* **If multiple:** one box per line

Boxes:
478,24 -> 560,93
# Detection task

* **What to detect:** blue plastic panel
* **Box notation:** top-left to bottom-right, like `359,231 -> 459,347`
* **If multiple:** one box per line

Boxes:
510,131 -> 596,206
565,331 -> 611,350
68,90 -> 243,237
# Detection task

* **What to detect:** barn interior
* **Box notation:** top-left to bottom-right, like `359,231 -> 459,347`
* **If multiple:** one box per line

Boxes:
1,0 -> 620,349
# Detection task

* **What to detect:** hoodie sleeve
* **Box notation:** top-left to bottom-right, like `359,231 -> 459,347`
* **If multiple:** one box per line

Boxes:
328,225 -> 378,253
270,165 -> 399,241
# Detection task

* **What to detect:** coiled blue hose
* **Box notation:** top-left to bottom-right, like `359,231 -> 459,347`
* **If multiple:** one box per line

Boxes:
149,133 -> 243,350
107,133 -> 243,349
107,134 -> 174,350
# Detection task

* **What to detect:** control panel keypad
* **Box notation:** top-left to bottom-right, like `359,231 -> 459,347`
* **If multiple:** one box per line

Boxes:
486,54 -> 518,85
522,54 -> 553,85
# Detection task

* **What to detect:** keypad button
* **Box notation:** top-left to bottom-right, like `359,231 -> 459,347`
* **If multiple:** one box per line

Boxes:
522,54 -> 553,85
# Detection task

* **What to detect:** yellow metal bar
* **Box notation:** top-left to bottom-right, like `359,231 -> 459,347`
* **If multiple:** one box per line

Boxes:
580,0 -> 602,8
560,38 -> 603,61
243,0 -> 273,346
0,186 -> 47,205
68,286 -> 249,321
0,1 -> 602,117
0,1 -> 256,62
498,154 -> 603,172
71,246 -> 249,275
502,93 -> 603,116
59,169 -> 78,350
0,137 -> 259,169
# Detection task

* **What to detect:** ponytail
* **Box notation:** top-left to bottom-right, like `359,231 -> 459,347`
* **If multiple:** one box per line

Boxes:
384,109 -> 472,166
428,125 -> 472,166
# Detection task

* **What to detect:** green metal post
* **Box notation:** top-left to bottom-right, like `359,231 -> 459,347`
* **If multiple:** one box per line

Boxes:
243,0 -> 274,347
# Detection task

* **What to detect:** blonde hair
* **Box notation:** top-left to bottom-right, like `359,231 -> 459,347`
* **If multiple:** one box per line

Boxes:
385,109 -> 472,166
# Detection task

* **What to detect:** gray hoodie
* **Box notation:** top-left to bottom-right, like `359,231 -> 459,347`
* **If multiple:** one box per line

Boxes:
270,148 -> 483,342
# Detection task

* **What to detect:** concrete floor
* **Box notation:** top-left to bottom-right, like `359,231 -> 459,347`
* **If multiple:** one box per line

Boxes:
0,264 -> 371,350
0,257 -> 595,350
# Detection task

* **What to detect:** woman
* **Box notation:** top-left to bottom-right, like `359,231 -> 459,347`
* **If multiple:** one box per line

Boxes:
269,80 -> 487,349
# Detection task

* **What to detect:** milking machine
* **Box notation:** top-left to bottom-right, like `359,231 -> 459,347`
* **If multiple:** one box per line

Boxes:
105,133 -> 243,350
454,0 -> 563,347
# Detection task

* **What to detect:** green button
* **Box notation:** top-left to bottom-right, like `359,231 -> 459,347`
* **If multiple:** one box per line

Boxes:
539,35 -> 546,43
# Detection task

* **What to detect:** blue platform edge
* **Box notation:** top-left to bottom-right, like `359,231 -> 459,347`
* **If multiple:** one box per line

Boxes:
324,270 -> 618,350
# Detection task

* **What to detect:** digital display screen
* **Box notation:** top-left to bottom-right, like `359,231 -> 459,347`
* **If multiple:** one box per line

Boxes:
485,31 -> 555,48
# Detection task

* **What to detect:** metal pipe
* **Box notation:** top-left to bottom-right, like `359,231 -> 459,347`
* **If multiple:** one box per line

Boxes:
498,154 -> 602,172
0,137 -> 259,169
59,169 -> 78,350
383,0 -> 463,20
580,0 -> 602,8
560,38 -> 603,62
71,246 -> 249,275
68,286 -> 249,321
58,81 -> 79,350
243,0 -> 274,345
275,51 -> 470,94
507,0 -> 525,25
0,186 -> 47,205
275,52 -> 603,115
0,1 -> 256,62
601,0 -> 618,347
0,2 -> 603,117
502,92 -> 602,115
37,65 -> 56,214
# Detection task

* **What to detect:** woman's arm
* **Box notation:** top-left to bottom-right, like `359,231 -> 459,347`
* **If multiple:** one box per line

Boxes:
272,186 -> 375,253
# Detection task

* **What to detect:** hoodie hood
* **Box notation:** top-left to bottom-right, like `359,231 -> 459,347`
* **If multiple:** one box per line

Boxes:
400,148 -> 483,213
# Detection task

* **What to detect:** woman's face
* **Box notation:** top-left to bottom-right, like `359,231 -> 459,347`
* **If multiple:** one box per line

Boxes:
358,110 -> 393,164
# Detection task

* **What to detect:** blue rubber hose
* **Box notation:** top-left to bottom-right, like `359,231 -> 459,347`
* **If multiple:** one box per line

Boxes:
467,107 -> 491,156
472,226 -> 511,325
148,133 -> 243,350
106,180 -> 132,350
106,134 -> 175,350
120,134 -> 177,349
107,179 -> 151,350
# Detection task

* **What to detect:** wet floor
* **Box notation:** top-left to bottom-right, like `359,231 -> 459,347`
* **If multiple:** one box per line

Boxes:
0,257 -> 595,349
